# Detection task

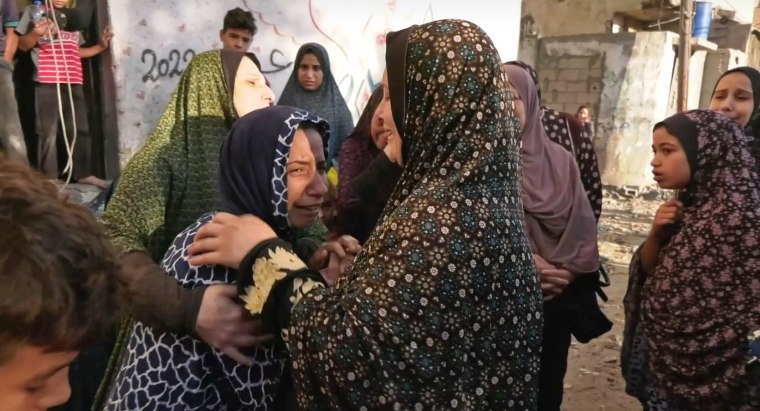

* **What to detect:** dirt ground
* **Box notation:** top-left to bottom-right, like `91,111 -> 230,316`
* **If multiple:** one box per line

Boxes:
561,193 -> 663,411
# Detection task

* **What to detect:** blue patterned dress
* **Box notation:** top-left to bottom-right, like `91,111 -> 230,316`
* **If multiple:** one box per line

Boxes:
103,213 -> 284,410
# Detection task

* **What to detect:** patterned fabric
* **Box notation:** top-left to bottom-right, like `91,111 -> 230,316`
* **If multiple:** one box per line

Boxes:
620,246 -> 653,406
96,52 -> 328,409
101,49 -> 237,261
337,86 -> 383,213
336,86 -> 394,243
218,106 -> 329,236
103,213 -> 284,411
263,19 -> 542,409
543,110 -> 603,220
504,60 -> 603,220
642,110 -> 760,410
277,43 -> 354,167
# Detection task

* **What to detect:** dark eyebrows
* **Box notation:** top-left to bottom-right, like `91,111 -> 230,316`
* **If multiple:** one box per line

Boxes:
656,142 -> 678,148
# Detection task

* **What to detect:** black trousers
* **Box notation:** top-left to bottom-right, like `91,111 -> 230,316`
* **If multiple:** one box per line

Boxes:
36,83 -> 92,179
538,300 -> 573,411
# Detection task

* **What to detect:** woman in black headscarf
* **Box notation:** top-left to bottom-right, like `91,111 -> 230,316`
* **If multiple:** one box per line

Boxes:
278,43 -> 354,168
708,66 -> 760,172
103,106 -> 330,410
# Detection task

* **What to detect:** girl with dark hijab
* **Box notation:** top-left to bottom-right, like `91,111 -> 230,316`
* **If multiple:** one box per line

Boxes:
187,19 -> 543,409
278,43 -> 354,168
639,110 -> 760,410
104,106 -> 330,410
335,86 -> 402,243
504,63 -> 607,411
622,68 -> 760,406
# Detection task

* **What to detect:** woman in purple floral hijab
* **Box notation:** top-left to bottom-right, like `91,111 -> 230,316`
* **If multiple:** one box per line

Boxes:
641,110 -> 760,410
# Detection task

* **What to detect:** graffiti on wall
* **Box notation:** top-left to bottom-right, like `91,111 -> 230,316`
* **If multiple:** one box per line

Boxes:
140,49 -> 196,82
109,0 -> 521,163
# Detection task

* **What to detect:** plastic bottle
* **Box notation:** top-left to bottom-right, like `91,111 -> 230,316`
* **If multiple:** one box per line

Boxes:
30,0 -> 46,23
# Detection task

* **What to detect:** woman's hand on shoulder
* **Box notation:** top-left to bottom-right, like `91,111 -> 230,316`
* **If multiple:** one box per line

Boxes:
188,212 -> 276,268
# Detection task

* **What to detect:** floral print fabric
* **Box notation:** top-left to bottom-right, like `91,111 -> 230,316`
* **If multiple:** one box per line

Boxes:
642,110 -> 760,410
274,19 -> 543,409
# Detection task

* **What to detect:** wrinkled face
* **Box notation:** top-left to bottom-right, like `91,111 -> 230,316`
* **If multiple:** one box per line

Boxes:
219,28 -> 253,52
578,107 -> 590,122
0,346 -> 78,411
651,127 -> 691,189
370,103 -> 387,150
287,127 -> 328,228
52,0 -> 69,8
508,82 -> 526,130
297,53 -> 324,91
233,57 -> 275,117
710,72 -> 754,128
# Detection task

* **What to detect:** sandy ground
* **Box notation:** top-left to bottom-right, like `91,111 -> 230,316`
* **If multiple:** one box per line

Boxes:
561,193 -> 664,411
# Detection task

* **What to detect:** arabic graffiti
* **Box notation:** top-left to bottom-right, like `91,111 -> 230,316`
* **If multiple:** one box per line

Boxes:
260,48 -> 293,74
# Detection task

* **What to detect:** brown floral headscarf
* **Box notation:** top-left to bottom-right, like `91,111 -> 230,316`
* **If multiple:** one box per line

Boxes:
286,19 -> 543,409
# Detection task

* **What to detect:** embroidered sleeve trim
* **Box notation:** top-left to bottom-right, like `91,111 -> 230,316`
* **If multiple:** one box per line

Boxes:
240,246 -> 307,315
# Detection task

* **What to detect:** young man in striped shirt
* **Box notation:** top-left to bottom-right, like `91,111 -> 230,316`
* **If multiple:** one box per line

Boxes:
15,0 -> 112,188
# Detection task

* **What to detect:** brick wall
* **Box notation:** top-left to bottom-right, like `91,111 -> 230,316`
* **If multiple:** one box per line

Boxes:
539,54 -> 604,117
526,32 -> 678,188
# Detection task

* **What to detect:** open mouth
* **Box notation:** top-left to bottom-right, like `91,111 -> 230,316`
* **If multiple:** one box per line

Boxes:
294,204 -> 320,215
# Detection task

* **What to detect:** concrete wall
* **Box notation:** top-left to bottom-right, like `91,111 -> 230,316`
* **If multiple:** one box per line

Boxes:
522,0 -> 641,37
106,0 -> 521,165
521,0 -> 757,37
533,31 -> 678,187
699,49 -> 749,108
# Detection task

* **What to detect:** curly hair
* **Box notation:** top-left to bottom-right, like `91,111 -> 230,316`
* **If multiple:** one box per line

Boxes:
0,160 -> 122,364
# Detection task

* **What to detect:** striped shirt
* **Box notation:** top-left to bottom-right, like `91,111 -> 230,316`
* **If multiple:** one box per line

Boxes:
38,31 -> 83,84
